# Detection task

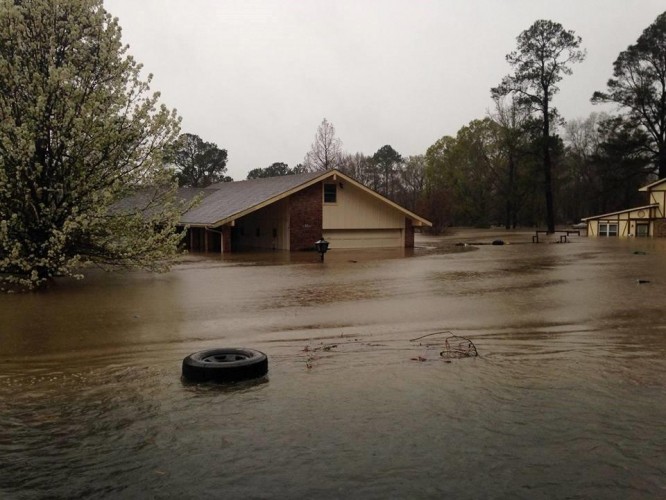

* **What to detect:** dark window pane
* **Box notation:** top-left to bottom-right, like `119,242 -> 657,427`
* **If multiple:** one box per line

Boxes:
324,184 -> 336,203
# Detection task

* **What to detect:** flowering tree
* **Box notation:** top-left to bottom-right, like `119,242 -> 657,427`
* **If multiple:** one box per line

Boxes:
0,0 -> 183,290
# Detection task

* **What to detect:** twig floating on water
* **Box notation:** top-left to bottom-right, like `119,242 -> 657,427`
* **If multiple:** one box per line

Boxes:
409,331 -> 454,342
409,331 -> 479,359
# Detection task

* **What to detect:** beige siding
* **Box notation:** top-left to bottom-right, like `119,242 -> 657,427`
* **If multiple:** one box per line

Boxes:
324,229 -> 404,249
588,208 -> 653,237
649,190 -> 666,217
234,198 -> 290,250
588,219 -> 622,236
322,181 -> 404,229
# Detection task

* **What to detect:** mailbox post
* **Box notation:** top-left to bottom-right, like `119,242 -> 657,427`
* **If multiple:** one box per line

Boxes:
314,238 -> 329,262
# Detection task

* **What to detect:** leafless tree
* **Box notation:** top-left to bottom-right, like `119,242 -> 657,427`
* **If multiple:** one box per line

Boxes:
303,118 -> 343,171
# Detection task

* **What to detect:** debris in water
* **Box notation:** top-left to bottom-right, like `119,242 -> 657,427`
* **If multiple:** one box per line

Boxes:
302,342 -> 338,369
410,331 -> 479,359
440,335 -> 478,359
637,279 -> 650,284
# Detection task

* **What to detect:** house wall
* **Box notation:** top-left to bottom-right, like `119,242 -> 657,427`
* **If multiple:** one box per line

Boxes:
323,180 -> 404,229
323,228 -> 404,249
649,190 -> 666,217
205,228 -> 222,252
189,174 -> 426,253
653,219 -> 666,236
587,207 -> 657,237
321,179 -> 408,248
587,219 -> 630,237
289,183 -> 322,251
234,198 -> 290,250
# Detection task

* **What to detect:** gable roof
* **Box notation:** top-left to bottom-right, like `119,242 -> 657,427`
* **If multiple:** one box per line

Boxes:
180,169 -> 432,227
179,171 -> 322,226
639,178 -> 666,191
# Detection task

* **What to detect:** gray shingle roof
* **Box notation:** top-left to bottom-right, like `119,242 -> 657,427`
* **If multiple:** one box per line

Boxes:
180,171 -> 323,226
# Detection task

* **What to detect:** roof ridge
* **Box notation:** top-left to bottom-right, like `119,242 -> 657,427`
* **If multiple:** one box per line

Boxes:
207,170 -> 323,189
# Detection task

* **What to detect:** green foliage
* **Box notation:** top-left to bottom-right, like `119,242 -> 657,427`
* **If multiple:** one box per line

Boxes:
562,113 -> 651,220
166,132 -> 230,187
246,162 -> 294,179
423,110 -> 552,230
372,145 -> 402,197
398,155 -> 426,212
491,96 -> 535,228
592,11 -> 666,177
424,136 -> 457,231
492,20 -> 585,112
425,121 -> 503,227
0,0 -> 183,290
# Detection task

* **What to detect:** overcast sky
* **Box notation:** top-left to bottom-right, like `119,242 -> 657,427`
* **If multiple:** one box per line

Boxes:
105,0 -> 665,180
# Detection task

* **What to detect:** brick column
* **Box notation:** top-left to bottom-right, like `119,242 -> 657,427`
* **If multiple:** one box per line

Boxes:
405,218 -> 415,248
289,183 -> 323,250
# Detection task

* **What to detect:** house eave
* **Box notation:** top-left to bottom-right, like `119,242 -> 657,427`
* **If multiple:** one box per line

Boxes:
639,178 -> 666,191
326,170 -> 433,227
581,204 -> 659,221
183,169 -> 433,228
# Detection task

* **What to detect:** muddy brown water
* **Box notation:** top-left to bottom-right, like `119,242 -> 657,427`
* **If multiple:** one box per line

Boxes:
1,230 -> 665,498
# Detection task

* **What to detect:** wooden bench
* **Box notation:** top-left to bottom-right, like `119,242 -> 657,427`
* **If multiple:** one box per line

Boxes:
532,230 -> 581,243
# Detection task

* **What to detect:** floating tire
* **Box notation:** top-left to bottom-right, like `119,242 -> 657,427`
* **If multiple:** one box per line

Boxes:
182,348 -> 268,383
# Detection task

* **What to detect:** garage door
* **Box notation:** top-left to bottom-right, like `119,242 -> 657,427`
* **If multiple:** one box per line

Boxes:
323,229 -> 403,249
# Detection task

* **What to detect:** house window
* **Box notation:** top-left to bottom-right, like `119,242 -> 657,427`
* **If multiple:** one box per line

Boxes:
256,227 -> 260,237
324,184 -> 337,203
636,223 -> 649,237
599,222 -> 618,236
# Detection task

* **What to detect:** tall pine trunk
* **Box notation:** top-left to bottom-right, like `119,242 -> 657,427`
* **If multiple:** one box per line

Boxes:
543,91 -> 555,232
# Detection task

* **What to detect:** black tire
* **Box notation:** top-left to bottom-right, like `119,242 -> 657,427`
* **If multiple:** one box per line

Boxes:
182,348 -> 268,383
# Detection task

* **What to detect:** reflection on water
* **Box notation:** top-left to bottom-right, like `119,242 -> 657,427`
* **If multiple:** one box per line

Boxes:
1,230 -> 666,497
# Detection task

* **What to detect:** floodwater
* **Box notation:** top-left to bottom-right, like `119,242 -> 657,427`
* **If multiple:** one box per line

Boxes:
1,230 -> 665,499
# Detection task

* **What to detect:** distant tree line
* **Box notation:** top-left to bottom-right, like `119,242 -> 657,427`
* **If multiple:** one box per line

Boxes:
193,10 -> 665,232
290,12 -> 666,233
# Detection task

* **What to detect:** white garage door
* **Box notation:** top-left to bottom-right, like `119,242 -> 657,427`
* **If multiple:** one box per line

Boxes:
323,229 -> 403,249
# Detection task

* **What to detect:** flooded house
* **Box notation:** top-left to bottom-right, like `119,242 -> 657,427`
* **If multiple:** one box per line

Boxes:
180,169 -> 432,253
583,178 -> 666,237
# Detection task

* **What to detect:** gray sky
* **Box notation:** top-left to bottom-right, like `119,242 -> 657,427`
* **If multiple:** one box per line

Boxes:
105,0 -> 665,180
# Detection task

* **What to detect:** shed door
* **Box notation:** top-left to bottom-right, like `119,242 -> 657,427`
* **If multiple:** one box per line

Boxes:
323,229 -> 403,249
